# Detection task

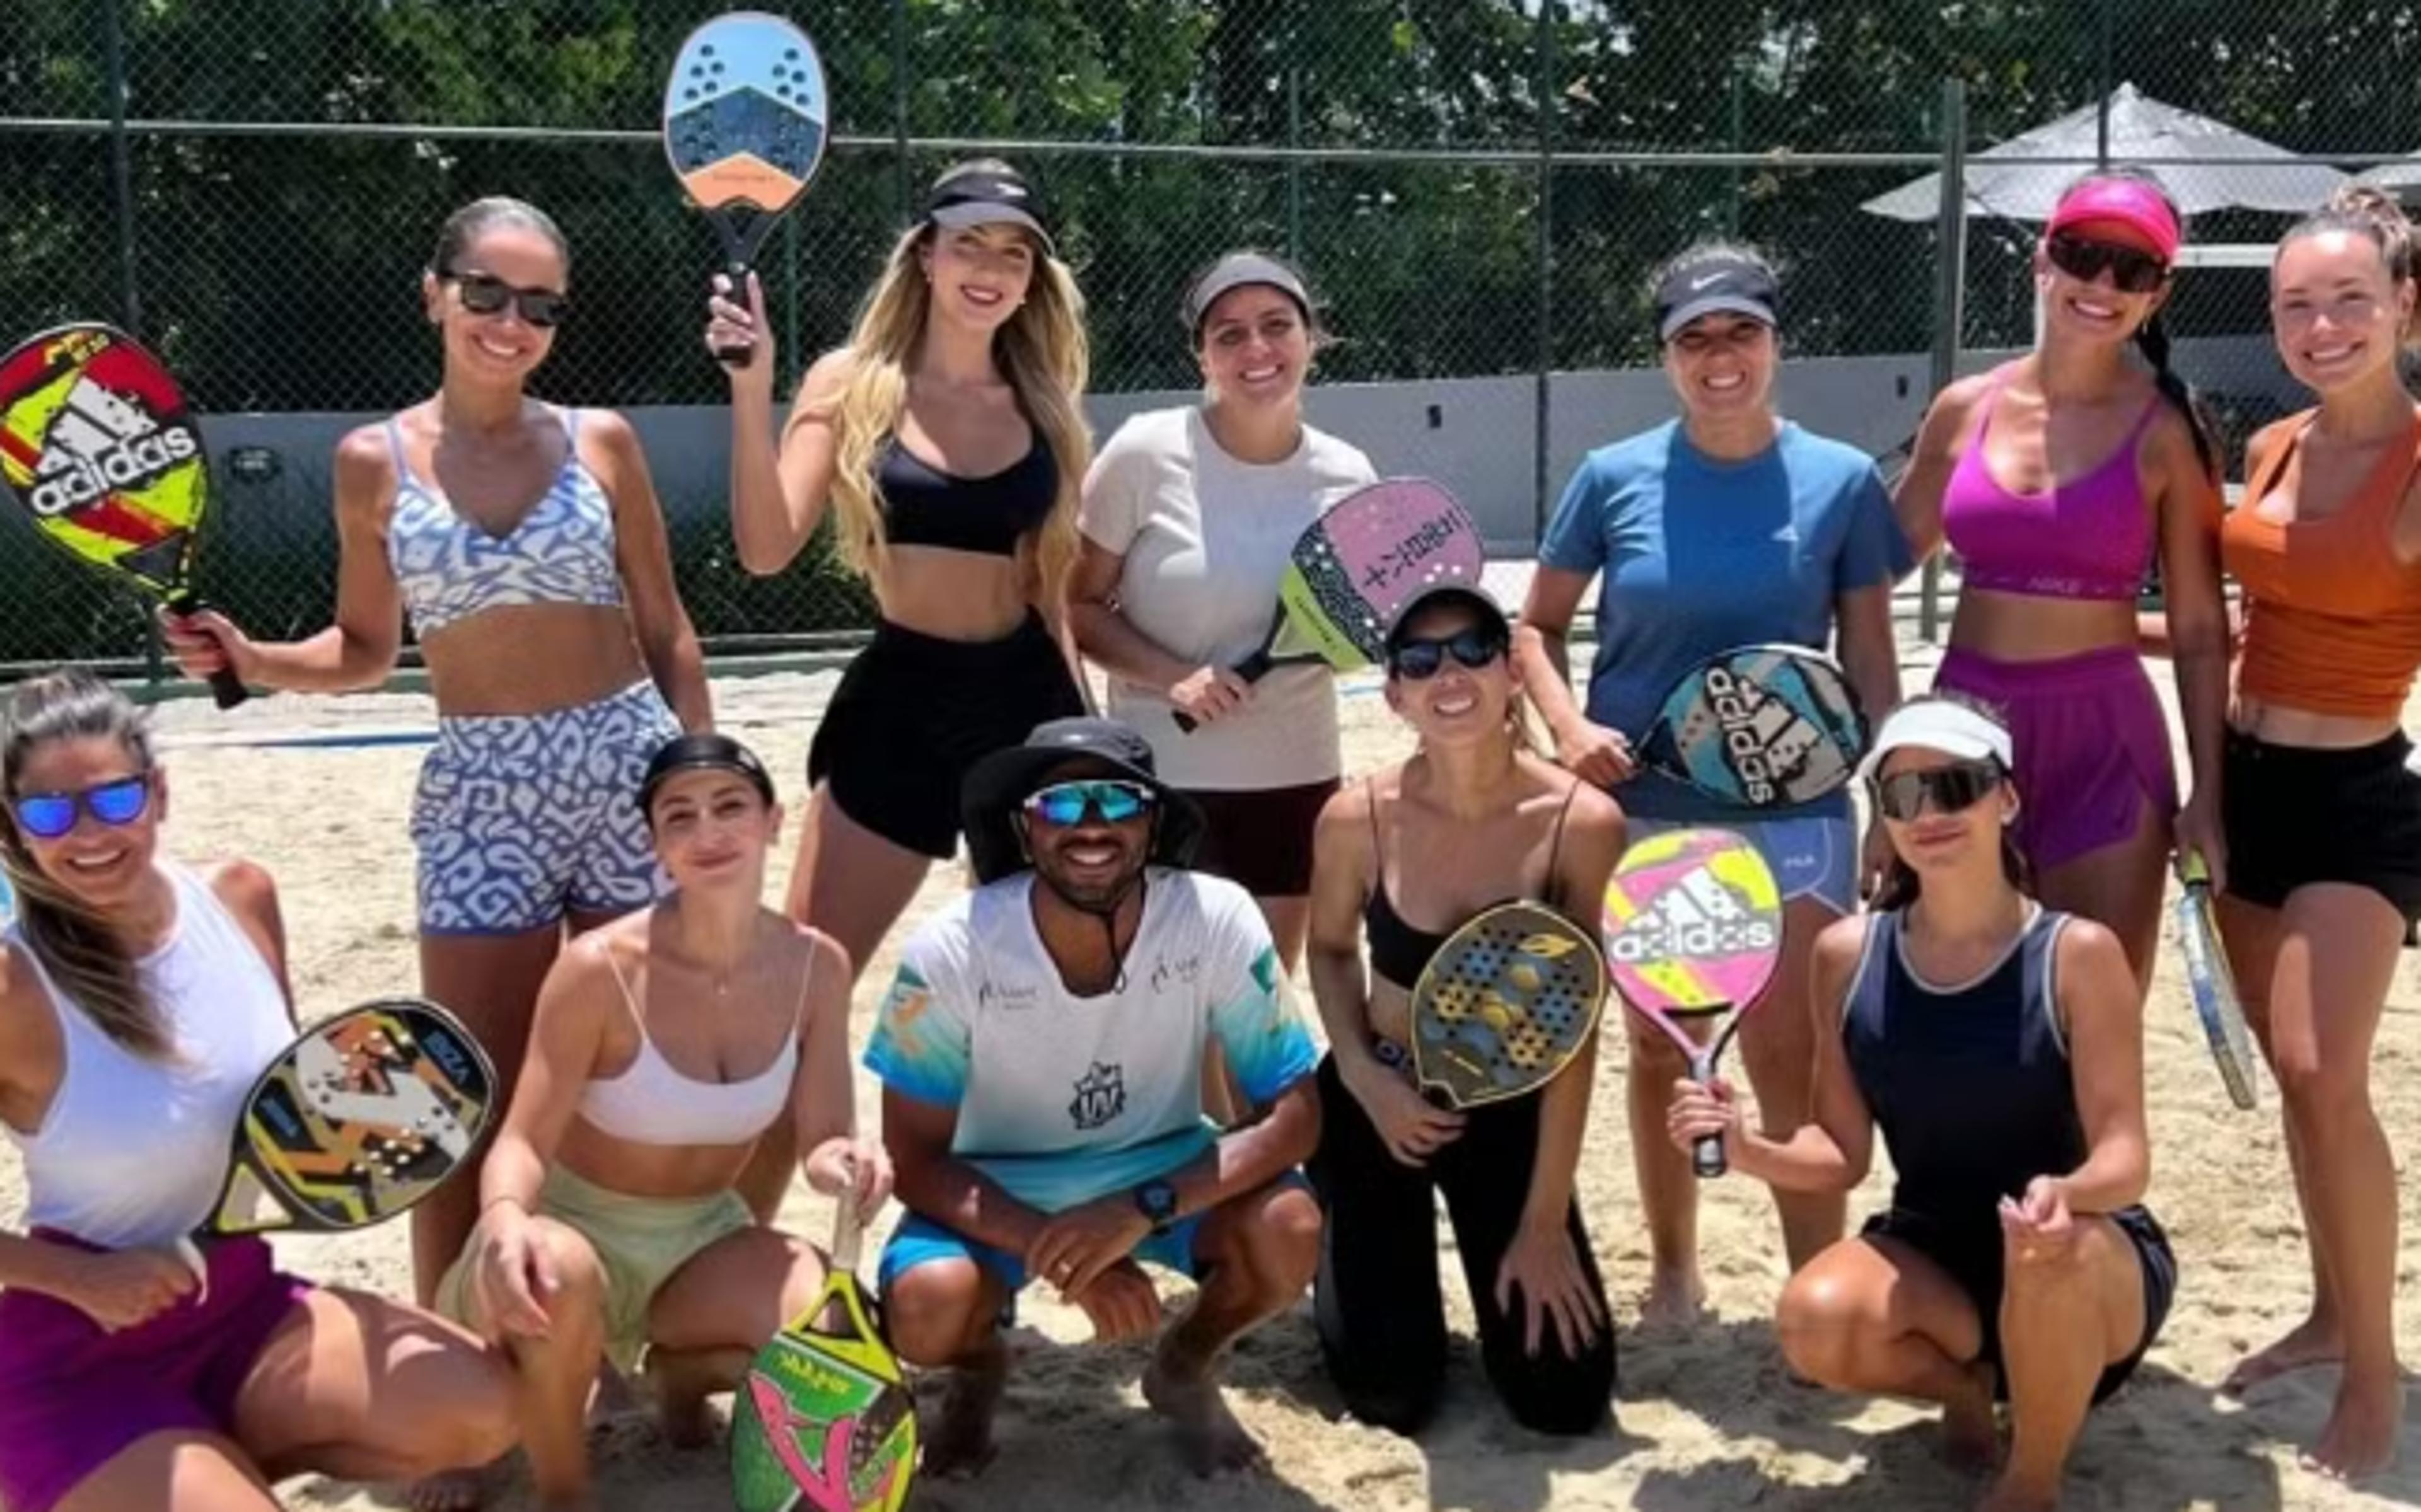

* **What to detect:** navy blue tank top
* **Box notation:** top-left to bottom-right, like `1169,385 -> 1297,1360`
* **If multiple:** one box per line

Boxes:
877,434 -> 1057,557
1842,906 -> 2082,1236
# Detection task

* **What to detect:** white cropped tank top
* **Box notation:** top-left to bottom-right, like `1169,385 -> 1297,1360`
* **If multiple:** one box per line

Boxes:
6,864 -> 293,1251
576,940 -> 804,1148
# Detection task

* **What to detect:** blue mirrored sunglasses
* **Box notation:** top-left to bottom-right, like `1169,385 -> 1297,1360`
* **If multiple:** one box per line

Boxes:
9,775 -> 152,840
1022,778 -> 1156,827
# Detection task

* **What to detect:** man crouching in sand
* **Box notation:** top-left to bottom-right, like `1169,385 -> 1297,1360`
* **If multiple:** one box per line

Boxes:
865,718 -> 1322,1476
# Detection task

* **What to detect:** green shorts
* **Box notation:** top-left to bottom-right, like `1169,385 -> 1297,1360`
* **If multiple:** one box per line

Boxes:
438,1165 -> 755,1370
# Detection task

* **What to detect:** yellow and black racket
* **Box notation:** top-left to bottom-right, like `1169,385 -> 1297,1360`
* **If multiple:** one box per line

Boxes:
663,11 -> 830,367
732,1191 -> 917,1512
0,323 -> 246,707
1408,901 -> 1610,1109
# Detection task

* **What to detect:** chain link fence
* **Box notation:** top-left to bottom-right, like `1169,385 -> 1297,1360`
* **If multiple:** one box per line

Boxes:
3,0 -> 2415,674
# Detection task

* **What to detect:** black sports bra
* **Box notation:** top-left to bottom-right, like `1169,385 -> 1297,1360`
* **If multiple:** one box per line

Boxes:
876,434 -> 1057,557
1362,776 -> 1581,990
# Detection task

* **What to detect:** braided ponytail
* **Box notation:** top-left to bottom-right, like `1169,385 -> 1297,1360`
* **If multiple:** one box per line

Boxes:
2134,309 -> 2220,478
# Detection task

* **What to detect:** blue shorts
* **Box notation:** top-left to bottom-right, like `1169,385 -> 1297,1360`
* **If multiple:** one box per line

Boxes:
1628,812 -> 1856,916
409,681 -> 682,934
877,1173 -> 1311,1318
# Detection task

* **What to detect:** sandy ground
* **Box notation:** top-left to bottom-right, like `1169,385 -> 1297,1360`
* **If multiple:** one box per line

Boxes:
5,635 -> 2419,1512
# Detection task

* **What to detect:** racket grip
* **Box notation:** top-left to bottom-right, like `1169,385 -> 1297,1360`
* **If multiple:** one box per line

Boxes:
1689,1047 -> 1727,1178
1172,710 -> 1200,734
714,260 -> 757,369
830,1152 -> 865,1275
1233,649 -> 1275,684
1692,1131 -> 1728,1179
165,594 -> 251,709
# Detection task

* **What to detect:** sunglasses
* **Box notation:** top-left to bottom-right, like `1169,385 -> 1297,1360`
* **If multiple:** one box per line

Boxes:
444,270 -> 570,328
1023,779 -> 1158,828
2045,234 -> 2169,295
1871,759 -> 2004,823
9,775 -> 152,841
1388,627 -> 1507,681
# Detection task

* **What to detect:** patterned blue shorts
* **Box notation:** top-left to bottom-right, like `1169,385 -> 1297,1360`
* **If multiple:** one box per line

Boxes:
409,681 -> 682,934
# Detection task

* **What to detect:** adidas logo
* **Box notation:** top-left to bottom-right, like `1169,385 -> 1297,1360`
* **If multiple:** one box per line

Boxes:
28,376 -> 196,517
1607,867 -> 1779,964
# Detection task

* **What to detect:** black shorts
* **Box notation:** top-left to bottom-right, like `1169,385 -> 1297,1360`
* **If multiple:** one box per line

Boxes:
808,614 -> 1087,859
1180,778 -> 1339,898
2223,729 -> 2421,923
1860,1204 -> 2175,1404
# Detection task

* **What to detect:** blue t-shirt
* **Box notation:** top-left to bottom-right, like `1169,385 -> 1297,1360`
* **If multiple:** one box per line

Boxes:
1538,420 -> 1909,823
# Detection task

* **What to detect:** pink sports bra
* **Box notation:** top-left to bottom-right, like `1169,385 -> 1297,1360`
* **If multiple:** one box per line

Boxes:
1941,376 -> 2160,602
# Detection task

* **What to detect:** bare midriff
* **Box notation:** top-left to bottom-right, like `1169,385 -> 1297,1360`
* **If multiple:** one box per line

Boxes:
1950,588 -> 2140,662
555,1115 -> 759,1199
873,543 -> 1040,640
419,603 -> 649,715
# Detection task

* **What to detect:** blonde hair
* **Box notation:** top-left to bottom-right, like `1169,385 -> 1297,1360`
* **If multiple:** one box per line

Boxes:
1,671 -> 171,1061
822,189 -> 1092,625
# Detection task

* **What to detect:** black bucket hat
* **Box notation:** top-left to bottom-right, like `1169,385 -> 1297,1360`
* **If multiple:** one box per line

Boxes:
961,717 -> 1205,886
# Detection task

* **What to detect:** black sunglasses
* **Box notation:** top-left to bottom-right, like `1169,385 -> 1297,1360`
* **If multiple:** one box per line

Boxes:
2045,234 -> 2169,295
1872,759 -> 2004,822
444,270 -> 570,328
1388,626 -> 1507,681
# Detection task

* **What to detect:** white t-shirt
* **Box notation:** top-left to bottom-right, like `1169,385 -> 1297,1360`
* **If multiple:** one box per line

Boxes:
862,869 -> 1318,1214
1079,407 -> 1378,790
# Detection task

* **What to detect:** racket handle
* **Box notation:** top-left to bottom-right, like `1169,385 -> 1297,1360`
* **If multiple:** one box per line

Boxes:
1692,1131 -> 1729,1179
1174,649 -> 1279,735
714,260 -> 757,369
1689,1047 -> 1727,1179
165,594 -> 251,710
830,1153 -> 864,1276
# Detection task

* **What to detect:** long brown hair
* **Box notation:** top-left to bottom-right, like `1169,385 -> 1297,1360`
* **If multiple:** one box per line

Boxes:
0,671 -> 171,1059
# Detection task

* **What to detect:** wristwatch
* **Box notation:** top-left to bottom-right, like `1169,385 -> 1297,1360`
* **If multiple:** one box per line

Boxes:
1132,1177 -> 1180,1235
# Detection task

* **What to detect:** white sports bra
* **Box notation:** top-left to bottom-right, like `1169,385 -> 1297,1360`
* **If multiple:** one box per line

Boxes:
6,864 -> 293,1252
576,938 -> 805,1148
383,405 -> 625,636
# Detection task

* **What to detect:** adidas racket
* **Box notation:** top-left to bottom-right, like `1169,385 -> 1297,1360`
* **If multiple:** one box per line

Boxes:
1408,901 -> 1608,1109
2174,849 -> 2257,1111
177,998 -> 494,1286
1603,828 -> 1783,1177
1173,476 -> 1483,732
733,1191 -> 917,1512
1635,644 -> 1866,809
0,324 -> 247,708
663,11 -> 830,367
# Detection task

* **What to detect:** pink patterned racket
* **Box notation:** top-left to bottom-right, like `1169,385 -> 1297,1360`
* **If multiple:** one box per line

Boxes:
1603,828 -> 1783,1177
1173,476 -> 1482,732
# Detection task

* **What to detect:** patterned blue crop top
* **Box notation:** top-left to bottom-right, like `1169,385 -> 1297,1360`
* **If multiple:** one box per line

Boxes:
384,406 -> 625,635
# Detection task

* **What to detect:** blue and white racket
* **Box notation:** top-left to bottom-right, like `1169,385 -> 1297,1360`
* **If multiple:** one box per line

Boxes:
1639,645 -> 1867,809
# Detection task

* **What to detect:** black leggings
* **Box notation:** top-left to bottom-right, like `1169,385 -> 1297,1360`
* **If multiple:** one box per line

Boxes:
1308,1054 -> 1616,1436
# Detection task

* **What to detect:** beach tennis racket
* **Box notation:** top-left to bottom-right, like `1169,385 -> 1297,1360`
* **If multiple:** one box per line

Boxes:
1634,644 -> 1866,809
2174,849 -> 2257,1111
1603,828 -> 1784,1177
663,11 -> 830,367
178,998 -> 494,1281
1172,476 -> 1483,732
733,1191 -> 917,1512
0,323 -> 247,708
1407,901 -> 1608,1109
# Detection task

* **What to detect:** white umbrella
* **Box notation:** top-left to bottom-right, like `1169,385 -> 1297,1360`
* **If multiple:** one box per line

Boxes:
1864,82 -> 2346,222
2356,156 -> 2421,190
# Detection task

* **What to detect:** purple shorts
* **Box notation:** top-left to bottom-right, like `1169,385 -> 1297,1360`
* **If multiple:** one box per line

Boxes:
1935,645 -> 2178,873
0,1233 -> 310,1512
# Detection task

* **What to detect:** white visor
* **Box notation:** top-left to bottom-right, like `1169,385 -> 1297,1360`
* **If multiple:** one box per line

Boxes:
1857,700 -> 2014,782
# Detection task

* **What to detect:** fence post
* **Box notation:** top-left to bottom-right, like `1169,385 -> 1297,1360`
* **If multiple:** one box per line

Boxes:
891,0 -> 912,224
1920,78 -> 1968,645
1530,0 -> 1556,551
101,0 -> 164,684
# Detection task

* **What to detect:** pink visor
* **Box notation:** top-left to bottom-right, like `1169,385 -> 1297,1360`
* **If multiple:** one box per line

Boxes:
2046,178 -> 2182,262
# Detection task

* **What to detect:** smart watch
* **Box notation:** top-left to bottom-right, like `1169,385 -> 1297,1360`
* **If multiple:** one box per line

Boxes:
1133,1177 -> 1180,1235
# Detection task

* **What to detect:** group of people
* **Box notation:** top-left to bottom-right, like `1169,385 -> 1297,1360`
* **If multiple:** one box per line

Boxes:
0,153 -> 2410,1512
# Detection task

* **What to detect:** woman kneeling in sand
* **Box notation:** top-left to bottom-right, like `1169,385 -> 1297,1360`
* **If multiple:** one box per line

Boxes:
1669,696 -> 2175,1511
440,734 -> 890,1510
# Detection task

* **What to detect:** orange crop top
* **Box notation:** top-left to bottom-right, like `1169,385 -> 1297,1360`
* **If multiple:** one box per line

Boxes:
2223,409 -> 2421,720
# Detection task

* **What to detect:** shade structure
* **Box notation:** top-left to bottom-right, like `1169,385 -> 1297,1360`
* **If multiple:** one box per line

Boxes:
2357,156 -> 2421,190
1864,83 -> 2346,222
